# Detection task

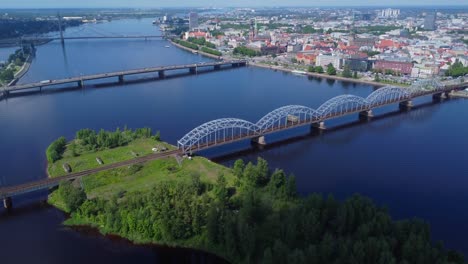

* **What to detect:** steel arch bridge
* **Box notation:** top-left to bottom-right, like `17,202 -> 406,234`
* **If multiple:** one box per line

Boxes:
178,82 -> 461,154
177,118 -> 260,153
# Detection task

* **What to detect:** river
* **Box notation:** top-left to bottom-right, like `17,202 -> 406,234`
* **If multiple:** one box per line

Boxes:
1,18 -> 467,262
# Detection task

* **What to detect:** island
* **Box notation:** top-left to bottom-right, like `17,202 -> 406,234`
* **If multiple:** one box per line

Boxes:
47,127 -> 465,264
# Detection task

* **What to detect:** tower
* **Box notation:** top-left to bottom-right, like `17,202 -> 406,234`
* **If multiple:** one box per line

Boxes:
57,13 -> 65,44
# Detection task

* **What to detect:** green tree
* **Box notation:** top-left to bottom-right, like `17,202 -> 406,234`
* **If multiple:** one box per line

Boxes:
58,181 -> 86,212
327,63 -> 337,75
308,65 -> 316,72
353,71 -> 358,79
342,65 -> 352,78
315,66 -> 324,73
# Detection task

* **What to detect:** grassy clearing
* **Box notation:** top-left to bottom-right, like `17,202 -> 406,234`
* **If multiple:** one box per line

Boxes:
51,156 -> 234,201
48,138 -> 175,177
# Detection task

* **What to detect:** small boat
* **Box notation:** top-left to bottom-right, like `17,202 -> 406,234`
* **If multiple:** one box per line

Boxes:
291,70 -> 307,75
165,45 -> 170,48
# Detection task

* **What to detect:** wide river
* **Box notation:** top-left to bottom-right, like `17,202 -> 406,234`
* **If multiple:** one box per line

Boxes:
1,18 -> 467,262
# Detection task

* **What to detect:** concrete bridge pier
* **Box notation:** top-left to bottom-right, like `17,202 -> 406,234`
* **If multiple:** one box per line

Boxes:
432,92 -> 447,101
118,75 -> 124,83
3,197 -> 12,210
312,121 -> 326,130
399,100 -> 413,110
77,80 -> 84,88
158,70 -> 165,79
251,136 -> 266,146
189,67 -> 197,74
359,110 -> 374,121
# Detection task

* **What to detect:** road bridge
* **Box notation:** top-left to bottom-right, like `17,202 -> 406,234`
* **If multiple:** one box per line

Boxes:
2,60 -> 247,95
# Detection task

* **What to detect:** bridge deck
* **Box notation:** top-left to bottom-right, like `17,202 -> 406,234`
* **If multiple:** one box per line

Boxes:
0,149 -> 182,198
4,60 -> 247,92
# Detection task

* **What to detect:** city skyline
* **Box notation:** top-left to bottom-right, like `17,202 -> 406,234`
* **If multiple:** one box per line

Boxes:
1,0 -> 467,8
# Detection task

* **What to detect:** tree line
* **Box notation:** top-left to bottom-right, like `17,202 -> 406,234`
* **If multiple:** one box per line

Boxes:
58,157 -> 465,264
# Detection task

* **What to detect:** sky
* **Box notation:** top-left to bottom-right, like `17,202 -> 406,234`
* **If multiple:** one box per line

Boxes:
0,0 -> 467,8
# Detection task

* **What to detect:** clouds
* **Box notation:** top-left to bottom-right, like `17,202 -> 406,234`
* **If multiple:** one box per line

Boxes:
1,0 -> 466,8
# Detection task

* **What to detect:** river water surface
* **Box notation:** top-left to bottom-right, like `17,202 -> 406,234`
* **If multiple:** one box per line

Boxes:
1,18 -> 468,262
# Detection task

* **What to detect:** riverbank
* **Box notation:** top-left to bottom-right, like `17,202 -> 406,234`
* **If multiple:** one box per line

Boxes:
8,54 -> 33,86
249,61 -> 398,88
169,39 -> 222,60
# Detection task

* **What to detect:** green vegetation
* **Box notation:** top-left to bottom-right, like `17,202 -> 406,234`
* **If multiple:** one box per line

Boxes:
49,156 -> 465,264
233,46 -> 261,57
187,37 -> 217,49
327,63 -> 337,75
0,47 -> 33,84
200,47 -> 222,57
301,25 -> 324,34
358,25 -> 402,35
316,66 -> 324,74
342,65 -> 352,78
353,71 -> 358,79
0,19 -> 82,39
307,65 -> 316,72
365,50 -> 381,57
172,39 -> 199,50
46,137 -> 67,163
47,127 -> 169,177
446,59 -> 468,78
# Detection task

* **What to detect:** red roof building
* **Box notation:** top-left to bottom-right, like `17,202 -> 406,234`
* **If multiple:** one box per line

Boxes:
374,60 -> 413,75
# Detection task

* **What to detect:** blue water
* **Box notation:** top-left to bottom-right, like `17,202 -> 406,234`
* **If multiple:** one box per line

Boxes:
1,18 -> 467,262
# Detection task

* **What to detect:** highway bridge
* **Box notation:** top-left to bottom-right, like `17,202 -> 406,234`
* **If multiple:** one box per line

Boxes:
2,60 -> 247,95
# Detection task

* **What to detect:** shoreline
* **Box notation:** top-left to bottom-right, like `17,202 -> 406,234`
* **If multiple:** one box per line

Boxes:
8,54 -> 33,86
249,62 -> 400,88
167,41 -> 404,88
168,39 -> 223,61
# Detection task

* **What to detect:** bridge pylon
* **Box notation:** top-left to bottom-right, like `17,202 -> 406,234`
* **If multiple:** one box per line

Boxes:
251,135 -> 266,146
3,197 -> 12,210
399,100 -> 413,111
312,121 -> 326,130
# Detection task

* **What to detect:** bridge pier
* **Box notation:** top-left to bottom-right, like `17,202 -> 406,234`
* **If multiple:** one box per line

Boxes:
399,100 -> 413,110
3,197 -> 12,210
312,122 -> 326,130
77,80 -> 84,88
189,67 -> 197,74
359,110 -> 374,121
214,65 -> 221,70
158,70 -> 165,79
432,93 -> 447,101
118,75 -> 124,83
251,136 -> 266,146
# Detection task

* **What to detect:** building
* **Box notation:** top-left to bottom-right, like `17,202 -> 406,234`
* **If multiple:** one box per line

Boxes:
344,58 -> 370,72
316,55 -> 343,69
296,52 -> 317,65
380,8 -> 400,18
374,60 -> 413,75
189,12 -> 199,31
424,12 -> 437,31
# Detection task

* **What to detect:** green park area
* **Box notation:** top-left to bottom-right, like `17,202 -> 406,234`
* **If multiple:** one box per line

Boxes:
47,127 -> 465,264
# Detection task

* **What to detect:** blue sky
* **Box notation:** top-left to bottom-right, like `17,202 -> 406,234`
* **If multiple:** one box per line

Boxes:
1,0 -> 466,8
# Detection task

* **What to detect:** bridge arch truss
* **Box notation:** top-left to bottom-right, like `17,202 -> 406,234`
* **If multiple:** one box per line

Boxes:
177,118 -> 260,153
256,105 -> 320,134
316,95 -> 370,119
366,86 -> 411,107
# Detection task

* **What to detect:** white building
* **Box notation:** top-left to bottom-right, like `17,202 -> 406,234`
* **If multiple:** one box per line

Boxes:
316,55 -> 343,69
380,9 -> 400,18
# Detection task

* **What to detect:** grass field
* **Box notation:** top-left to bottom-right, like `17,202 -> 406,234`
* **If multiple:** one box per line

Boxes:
47,138 -> 176,177
49,156 -> 235,203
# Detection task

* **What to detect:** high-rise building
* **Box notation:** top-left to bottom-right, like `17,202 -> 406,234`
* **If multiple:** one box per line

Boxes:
380,8 -> 400,18
424,12 -> 437,31
189,12 -> 199,31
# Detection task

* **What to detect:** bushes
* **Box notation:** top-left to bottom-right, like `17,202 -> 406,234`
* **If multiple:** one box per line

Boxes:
46,137 -> 67,162
233,46 -> 261,57
200,47 -> 222,56
58,181 -> 86,212
75,127 -> 156,151
173,39 -> 199,50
